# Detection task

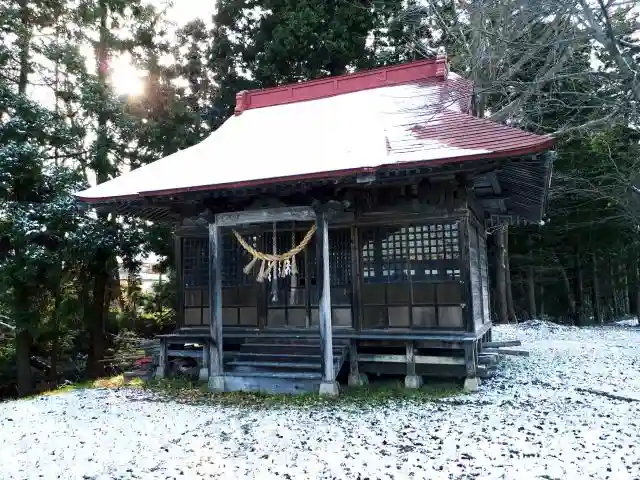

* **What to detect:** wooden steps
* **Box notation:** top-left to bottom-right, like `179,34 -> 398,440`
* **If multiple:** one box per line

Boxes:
222,337 -> 350,394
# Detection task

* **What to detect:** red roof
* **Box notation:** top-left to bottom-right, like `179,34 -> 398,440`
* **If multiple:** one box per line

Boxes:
233,57 -> 449,114
77,56 -> 554,203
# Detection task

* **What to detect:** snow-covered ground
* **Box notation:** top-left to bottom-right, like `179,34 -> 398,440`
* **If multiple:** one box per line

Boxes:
1,321 -> 639,480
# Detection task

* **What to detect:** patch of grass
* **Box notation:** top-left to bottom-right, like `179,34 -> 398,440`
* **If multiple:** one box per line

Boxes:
29,374 -> 463,408
141,377 -> 464,409
40,374 -> 144,397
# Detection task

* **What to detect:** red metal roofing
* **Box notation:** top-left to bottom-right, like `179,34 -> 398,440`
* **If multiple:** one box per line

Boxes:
76,56 -> 554,203
234,56 -> 449,115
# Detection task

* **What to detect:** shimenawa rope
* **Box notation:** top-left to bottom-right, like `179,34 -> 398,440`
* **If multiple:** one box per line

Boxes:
232,224 -> 316,282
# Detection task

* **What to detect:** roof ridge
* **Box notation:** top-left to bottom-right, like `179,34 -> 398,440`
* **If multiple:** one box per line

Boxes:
234,56 -> 449,115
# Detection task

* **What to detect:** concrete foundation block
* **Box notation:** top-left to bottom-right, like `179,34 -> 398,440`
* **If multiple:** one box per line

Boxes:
208,375 -> 225,392
348,373 -> 369,387
464,376 -> 481,393
319,381 -> 340,396
198,367 -> 209,383
404,375 -> 423,389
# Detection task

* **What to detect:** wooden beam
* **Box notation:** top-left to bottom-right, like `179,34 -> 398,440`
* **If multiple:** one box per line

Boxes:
483,348 -> 530,357
487,172 -> 502,195
208,223 -> 224,390
358,354 -> 465,366
483,340 -> 521,348
215,206 -> 315,227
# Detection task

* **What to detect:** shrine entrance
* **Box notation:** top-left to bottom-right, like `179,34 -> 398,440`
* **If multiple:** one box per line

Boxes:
201,208 -> 354,332
262,226 -> 353,329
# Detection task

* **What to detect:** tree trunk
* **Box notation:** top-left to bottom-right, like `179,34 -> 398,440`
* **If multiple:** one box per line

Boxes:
558,260 -> 577,321
14,0 -> 32,397
635,261 -> 640,320
49,287 -> 61,386
86,270 -> 108,378
495,226 -> 508,323
620,261 -> 630,315
538,283 -> 545,317
84,1 -> 111,379
574,246 -> 585,325
15,322 -> 33,397
627,255 -> 638,315
526,266 -> 536,319
609,256 -> 620,318
17,0 -> 30,94
592,252 -> 602,324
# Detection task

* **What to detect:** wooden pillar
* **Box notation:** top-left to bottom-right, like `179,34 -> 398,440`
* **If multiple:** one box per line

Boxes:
463,341 -> 480,392
199,342 -> 209,382
316,210 -> 339,396
208,223 -> 224,392
174,236 -> 184,327
495,226 -> 508,323
156,338 -> 167,378
347,340 -> 367,387
404,341 -> 423,389
504,227 -> 516,322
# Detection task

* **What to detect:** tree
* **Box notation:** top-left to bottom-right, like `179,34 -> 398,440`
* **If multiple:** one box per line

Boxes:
207,0 -> 414,128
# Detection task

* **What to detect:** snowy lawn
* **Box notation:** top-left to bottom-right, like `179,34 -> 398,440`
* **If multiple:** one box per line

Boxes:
1,321 -> 640,480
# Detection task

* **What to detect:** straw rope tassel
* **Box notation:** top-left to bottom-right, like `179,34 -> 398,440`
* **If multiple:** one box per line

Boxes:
232,224 -> 317,282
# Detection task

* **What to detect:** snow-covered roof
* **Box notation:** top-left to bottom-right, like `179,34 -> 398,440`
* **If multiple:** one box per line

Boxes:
76,57 -> 554,203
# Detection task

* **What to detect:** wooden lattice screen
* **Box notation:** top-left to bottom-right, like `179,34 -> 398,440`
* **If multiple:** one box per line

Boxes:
359,222 -> 463,329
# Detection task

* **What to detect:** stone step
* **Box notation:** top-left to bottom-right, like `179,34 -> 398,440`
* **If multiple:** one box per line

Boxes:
243,337 -> 350,346
228,360 -> 323,370
226,370 -> 322,379
232,352 -> 342,363
222,374 -> 321,394
240,344 -> 343,355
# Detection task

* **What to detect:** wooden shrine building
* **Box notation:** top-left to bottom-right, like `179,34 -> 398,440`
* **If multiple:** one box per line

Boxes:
76,56 -> 554,395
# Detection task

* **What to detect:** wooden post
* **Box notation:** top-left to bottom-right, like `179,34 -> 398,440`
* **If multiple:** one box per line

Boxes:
463,341 -> 480,392
495,226 -> 508,323
347,340 -> 367,387
208,223 -> 224,392
404,341 -> 423,389
199,342 -> 209,382
175,236 -> 184,327
504,226 -> 516,322
316,210 -> 339,396
156,338 -> 167,379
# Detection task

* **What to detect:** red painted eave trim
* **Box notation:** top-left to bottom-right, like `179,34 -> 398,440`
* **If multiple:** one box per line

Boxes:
76,138 -> 554,204
234,56 -> 449,115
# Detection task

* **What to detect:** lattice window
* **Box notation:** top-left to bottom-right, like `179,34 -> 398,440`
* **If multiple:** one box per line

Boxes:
182,237 -> 208,288
329,229 -> 352,285
361,229 -> 377,280
361,222 -> 460,284
381,228 -> 407,281
222,232 -> 259,287
308,228 -> 351,286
